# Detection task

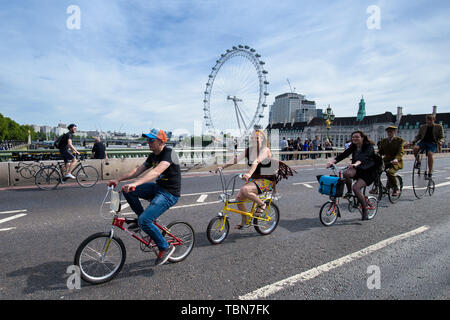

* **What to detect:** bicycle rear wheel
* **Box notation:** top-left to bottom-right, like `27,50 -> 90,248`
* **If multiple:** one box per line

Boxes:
319,200 -> 339,226
254,201 -> 280,235
76,165 -> 99,188
35,166 -> 61,190
163,221 -> 195,262
74,232 -> 126,284
388,175 -> 403,204
412,153 -> 428,199
206,215 -> 230,245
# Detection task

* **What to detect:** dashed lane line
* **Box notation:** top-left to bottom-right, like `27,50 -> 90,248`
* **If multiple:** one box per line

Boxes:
0,213 -> 28,226
0,209 -> 27,215
196,194 -> 208,203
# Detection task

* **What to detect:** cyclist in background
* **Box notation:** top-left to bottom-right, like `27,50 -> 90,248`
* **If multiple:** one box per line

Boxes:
58,123 -> 80,179
108,128 -> 180,266
327,130 -> 378,221
370,126 -> 404,197
410,114 -> 444,180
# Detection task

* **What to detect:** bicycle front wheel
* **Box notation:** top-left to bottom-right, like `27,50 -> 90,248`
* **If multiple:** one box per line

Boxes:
254,201 -> 280,235
412,155 -> 428,199
35,166 -> 61,190
319,200 -> 340,226
74,232 -> 126,284
163,221 -> 195,263
76,165 -> 99,188
206,215 -> 230,245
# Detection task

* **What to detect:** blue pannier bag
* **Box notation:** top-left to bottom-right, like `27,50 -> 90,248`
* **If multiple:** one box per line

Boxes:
316,175 -> 345,197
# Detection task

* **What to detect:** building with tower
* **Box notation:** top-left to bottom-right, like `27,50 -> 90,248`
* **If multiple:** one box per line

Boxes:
267,97 -> 449,148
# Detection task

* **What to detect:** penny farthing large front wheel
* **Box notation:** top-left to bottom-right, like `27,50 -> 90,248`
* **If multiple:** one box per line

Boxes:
203,45 -> 269,139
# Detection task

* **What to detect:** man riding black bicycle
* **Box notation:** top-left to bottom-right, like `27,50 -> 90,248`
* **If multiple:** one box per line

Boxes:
410,114 -> 444,180
108,128 -> 181,266
57,123 -> 80,180
370,126 -> 404,197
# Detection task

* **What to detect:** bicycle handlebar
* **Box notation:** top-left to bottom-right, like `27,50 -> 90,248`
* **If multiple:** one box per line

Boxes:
212,167 -> 244,196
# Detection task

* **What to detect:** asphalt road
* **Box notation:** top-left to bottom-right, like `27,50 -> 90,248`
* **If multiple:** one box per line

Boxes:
0,158 -> 449,301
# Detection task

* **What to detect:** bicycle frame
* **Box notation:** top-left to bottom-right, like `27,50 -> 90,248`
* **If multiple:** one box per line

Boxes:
215,168 -> 275,225
327,164 -> 373,210
104,187 -> 184,251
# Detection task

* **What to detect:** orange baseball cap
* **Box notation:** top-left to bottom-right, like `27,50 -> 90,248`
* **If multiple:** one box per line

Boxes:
142,128 -> 167,143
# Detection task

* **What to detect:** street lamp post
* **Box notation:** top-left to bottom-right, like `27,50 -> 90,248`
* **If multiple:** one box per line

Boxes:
323,104 -> 335,142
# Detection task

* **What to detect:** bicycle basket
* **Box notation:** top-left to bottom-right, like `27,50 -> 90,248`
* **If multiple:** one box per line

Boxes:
316,175 -> 345,197
99,187 -> 121,219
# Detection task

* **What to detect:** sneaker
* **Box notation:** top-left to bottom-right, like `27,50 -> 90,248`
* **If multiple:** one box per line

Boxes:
65,173 -> 76,179
155,244 -> 175,266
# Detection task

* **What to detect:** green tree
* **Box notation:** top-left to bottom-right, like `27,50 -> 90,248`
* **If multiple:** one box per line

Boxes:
0,113 -> 37,141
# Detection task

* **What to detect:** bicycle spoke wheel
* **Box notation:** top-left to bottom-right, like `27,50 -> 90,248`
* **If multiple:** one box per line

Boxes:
428,179 -> 435,196
19,167 -> 34,179
254,201 -> 280,235
206,215 -> 230,245
412,154 -> 428,199
76,165 -> 99,188
35,166 -> 61,190
319,200 -> 339,226
388,176 -> 403,204
74,232 -> 126,284
365,196 -> 378,220
378,172 -> 388,201
164,221 -> 195,262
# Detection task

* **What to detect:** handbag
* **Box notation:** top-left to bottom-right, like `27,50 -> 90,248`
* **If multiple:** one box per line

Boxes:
316,175 -> 345,197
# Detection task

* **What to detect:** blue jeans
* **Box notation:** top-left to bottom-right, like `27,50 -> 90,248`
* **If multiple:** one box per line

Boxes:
123,183 -> 179,250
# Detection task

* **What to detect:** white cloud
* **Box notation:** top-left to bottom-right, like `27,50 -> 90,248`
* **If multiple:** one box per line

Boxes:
0,0 -> 449,135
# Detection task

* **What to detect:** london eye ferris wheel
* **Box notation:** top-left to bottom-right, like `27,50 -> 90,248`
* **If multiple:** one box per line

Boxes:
203,45 -> 269,139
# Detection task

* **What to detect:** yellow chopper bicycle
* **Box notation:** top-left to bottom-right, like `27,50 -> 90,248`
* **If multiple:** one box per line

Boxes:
206,168 -> 280,244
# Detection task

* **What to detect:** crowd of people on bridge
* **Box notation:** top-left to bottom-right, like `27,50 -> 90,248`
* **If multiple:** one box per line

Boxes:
281,136 -> 334,160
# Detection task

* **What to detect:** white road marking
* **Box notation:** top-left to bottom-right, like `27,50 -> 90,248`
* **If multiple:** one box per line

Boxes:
182,190 -> 224,197
239,225 -> 430,300
0,209 -> 27,215
293,181 -> 317,185
435,181 -> 450,187
0,214 -> 27,225
0,227 -> 16,232
196,194 -> 208,203
303,184 -> 313,189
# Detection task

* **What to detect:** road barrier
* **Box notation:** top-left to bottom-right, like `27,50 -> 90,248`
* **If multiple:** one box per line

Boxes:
0,148 -> 449,188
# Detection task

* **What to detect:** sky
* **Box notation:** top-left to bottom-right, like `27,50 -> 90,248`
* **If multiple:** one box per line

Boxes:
1,0 -> 449,135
